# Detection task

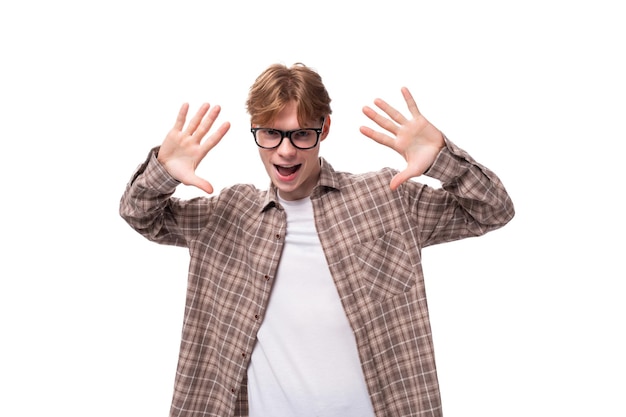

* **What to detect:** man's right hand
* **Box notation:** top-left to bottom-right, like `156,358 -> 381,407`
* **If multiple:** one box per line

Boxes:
157,103 -> 231,194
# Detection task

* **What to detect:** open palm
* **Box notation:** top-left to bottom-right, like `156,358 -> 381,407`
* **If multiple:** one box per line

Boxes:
158,103 -> 231,194
360,87 -> 445,190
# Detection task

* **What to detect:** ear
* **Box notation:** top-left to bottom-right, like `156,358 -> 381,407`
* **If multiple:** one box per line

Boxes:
320,115 -> 331,141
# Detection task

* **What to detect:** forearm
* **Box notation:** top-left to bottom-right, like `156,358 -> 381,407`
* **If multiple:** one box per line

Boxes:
119,147 -> 188,247
418,137 -> 515,244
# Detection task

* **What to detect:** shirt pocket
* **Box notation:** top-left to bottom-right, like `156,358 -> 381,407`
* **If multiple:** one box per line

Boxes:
353,230 -> 415,302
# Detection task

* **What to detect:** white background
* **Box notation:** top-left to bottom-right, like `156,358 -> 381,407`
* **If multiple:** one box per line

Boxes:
1,1 -> 624,416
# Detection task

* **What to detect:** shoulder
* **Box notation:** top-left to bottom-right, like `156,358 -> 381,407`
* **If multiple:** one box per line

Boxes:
326,163 -> 432,206
332,165 -> 400,191
216,183 -> 268,207
320,157 -> 398,190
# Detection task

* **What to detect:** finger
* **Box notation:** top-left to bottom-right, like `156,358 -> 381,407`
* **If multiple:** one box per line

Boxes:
390,166 -> 423,190
389,171 -> 411,191
401,87 -> 422,119
188,174 -> 215,195
199,121 -> 231,155
194,104 -> 226,140
373,97 -> 408,125
185,103 -> 211,136
362,105 -> 400,136
359,125 -> 396,149
173,103 -> 190,131
389,153 -> 433,190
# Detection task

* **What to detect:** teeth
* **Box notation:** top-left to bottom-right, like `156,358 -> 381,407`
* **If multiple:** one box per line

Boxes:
275,164 -> 299,176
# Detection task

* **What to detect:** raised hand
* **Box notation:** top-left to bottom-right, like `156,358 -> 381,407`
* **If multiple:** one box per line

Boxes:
360,87 -> 445,190
157,103 -> 231,194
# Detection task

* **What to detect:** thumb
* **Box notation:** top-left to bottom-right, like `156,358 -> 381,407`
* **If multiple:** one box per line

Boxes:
389,170 -> 413,191
390,149 -> 441,190
188,175 -> 215,195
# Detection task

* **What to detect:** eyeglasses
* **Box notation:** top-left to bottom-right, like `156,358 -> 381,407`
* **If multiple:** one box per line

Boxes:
251,120 -> 325,150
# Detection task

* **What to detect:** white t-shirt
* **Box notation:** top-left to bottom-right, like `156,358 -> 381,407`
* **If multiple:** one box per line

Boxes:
247,196 -> 375,417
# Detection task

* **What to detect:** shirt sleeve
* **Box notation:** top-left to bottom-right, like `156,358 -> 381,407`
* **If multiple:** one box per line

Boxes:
119,147 -> 211,248
411,136 -> 515,246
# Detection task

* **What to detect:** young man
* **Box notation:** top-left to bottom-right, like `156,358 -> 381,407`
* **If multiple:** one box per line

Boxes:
120,63 -> 515,417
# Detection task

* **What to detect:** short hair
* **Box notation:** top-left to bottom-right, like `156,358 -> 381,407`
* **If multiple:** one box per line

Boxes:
246,63 -> 332,126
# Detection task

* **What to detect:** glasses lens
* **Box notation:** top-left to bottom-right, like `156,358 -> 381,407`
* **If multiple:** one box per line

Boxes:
290,129 -> 319,149
255,129 -> 282,148
254,128 -> 320,149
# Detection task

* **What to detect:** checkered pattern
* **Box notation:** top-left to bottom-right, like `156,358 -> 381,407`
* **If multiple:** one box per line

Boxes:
119,138 -> 514,416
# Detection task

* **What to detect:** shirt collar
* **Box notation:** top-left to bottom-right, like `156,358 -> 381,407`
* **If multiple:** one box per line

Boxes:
260,157 -> 340,212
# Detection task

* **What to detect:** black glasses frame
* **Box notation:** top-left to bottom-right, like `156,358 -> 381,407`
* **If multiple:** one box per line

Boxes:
251,120 -> 325,150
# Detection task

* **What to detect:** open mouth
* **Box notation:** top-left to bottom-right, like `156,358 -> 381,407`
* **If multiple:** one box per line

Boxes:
275,164 -> 301,177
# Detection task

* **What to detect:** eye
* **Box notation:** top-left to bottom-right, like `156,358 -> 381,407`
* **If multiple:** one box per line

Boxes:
293,130 -> 312,139
262,129 -> 281,137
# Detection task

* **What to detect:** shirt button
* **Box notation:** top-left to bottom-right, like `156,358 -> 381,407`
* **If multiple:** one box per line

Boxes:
264,275 -> 270,281
275,233 -> 281,239
242,352 -> 247,358
254,314 -> 259,320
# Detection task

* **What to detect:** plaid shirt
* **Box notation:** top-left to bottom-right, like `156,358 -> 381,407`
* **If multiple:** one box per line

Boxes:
119,138 -> 514,417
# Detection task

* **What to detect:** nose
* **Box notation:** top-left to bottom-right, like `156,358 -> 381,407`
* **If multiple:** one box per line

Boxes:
276,134 -> 298,156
